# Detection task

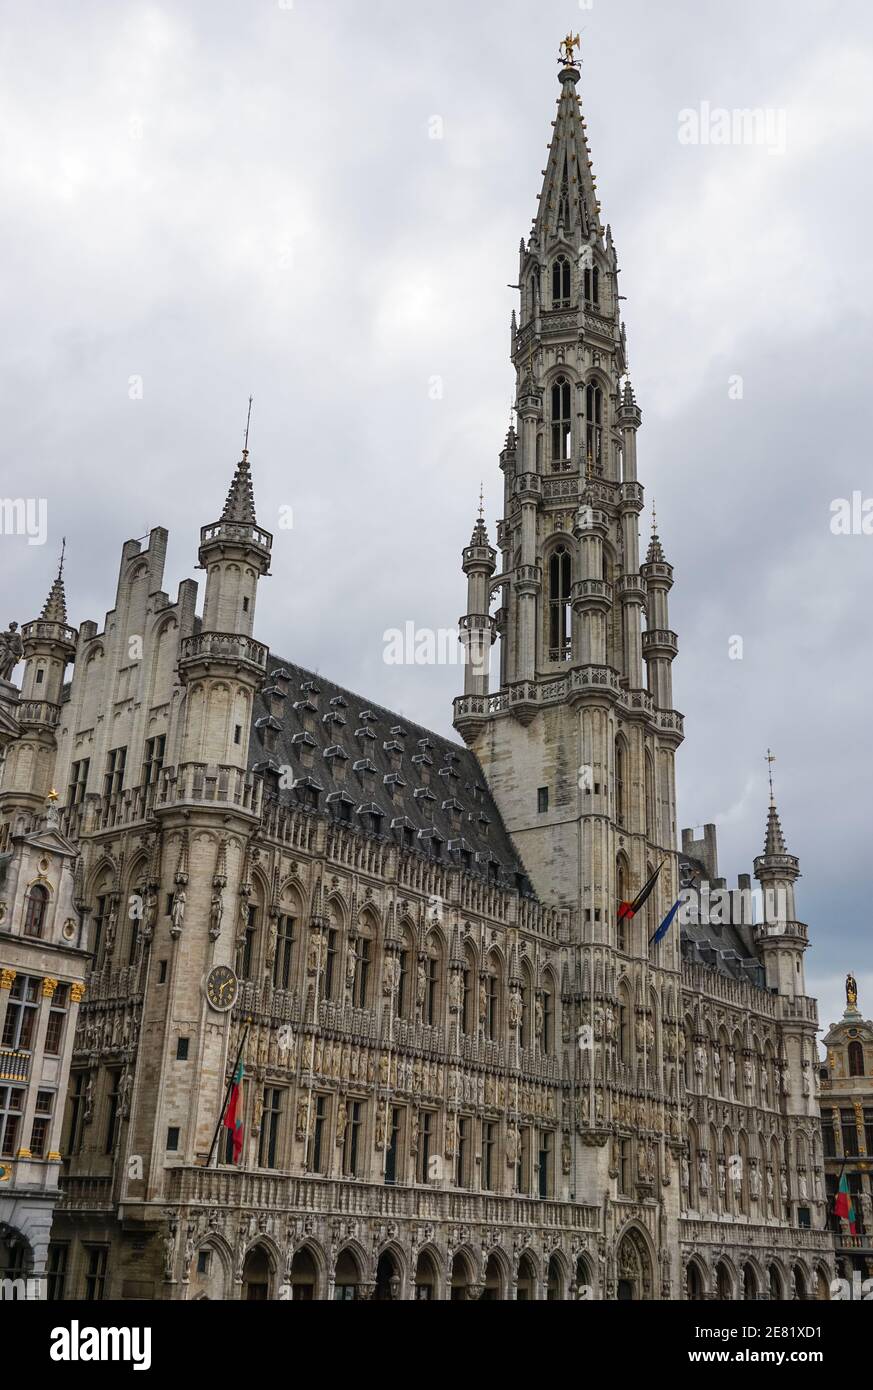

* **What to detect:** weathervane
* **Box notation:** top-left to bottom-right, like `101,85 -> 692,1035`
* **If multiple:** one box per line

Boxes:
765,749 -> 776,804
560,33 -> 581,67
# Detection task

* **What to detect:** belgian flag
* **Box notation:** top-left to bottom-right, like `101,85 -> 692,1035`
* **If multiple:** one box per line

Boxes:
618,861 -> 664,926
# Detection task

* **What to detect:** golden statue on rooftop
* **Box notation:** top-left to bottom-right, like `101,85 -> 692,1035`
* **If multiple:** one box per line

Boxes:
560,33 -> 581,67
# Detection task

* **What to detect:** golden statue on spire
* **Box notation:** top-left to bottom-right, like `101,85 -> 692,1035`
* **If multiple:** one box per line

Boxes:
560,33 -> 581,67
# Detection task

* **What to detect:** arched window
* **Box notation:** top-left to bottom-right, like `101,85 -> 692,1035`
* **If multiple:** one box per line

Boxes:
617,980 -> 632,1064
529,270 -> 539,319
424,935 -> 442,1027
848,1040 -> 864,1077
397,931 -> 413,1020
584,263 -> 600,306
23,884 -> 49,939
273,911 -> 296,990
520,964 -> 533,1050
645,754 -> 656,840
352,919 -> 374,1009
585,382 -> 603,470
615,740 -> 626,828
462,946 -> 476,1036
541,976 -> 555,1054
616,855 -> 629,952
552,254 -> 571,307
551,376 -> 572,464
548,546 -> 572,662
323,920 -> 339,1001
484,954 -> 502,1042
240,900 -> 259,981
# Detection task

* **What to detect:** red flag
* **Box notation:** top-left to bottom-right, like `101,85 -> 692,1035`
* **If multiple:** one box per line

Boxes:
618,862 -> 664,924
834,1172 -> 856,1234
223,1057 -> 245,1162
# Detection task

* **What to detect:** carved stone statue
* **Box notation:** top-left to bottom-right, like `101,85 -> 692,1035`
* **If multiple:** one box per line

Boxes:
416,958 -> 427,1007
744,1057 -> 754,1089
335,1098 -> 347,1146
478,980 -> 487,1026
163,1229 -> 177,1280
209,890 -> 224,941
680,1151 -> 689,1191
448,971 -> 463,1012
698,1152 -> 711,1191
694,1044 -> 706,1077
508,987 -> 522,1030
534,995 -> 544,1039
749,1162 -> 761,1200
0,622 -> 23,681
170,888 -> 186,939
847,972 -> 858,1008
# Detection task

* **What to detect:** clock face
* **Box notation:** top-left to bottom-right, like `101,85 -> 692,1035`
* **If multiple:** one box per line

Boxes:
206,965 -> 238,1012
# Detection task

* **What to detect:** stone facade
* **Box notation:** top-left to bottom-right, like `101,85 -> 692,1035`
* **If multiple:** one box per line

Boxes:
0,589 -> 91,1291
821,979 -> 873,1283
0,49 -> 834,1301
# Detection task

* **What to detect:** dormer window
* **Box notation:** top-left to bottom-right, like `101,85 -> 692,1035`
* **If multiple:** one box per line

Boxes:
327,790 -> 354,824
552,254 -> 571,308
551,376 -> 572,464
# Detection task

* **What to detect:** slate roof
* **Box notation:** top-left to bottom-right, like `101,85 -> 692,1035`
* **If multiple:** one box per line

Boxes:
249,655 -> 532,893
678,849 -> 766,988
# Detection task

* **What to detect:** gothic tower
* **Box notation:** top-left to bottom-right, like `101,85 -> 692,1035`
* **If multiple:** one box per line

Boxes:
0,554 -> 77,826
454,45 -> 685,1226
455,49 -> 682,914
120,444 -> 273,1203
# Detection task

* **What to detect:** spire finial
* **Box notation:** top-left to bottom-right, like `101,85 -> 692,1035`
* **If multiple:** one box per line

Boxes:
765,749 -> 776,805
651,499 -> 657,535
242,395 -> 254,459
478,483 -> 484,520
57,536 -> 66,581
559,32 -> 581,68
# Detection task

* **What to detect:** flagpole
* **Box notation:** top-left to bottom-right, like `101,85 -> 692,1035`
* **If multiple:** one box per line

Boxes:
207,1022 -> 249,1169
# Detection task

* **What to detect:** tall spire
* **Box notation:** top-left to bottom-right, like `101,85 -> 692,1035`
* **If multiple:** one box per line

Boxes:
40,538 -> 68,623
646,503 -> 666,565
221,398 -> 258,525
530,35 -> 603,249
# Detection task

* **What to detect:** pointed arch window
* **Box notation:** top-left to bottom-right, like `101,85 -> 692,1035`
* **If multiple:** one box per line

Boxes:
551,375 -> 572,463
617,856 -> 629,953
273,912 -> 296,990
584,263 -> 600,306
615,739 -> 626,829
548,546 -> 572,663
529,270 -> 540,320
552,254 -> 571,308
645,753 -> 656,840
585,382 -> 603,470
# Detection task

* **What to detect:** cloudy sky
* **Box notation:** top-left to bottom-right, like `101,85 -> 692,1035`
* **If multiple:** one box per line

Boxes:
2,0 -> 872,1044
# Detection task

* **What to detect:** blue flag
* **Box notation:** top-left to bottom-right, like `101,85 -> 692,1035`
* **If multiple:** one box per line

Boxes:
650,898 -> 680,947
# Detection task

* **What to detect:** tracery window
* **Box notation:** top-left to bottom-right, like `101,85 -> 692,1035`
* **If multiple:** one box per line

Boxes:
551,375 -> 572,464
548,546 -> 572,662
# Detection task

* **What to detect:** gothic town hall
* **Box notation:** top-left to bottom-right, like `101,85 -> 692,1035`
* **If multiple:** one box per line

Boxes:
0,50 -> 834,1301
